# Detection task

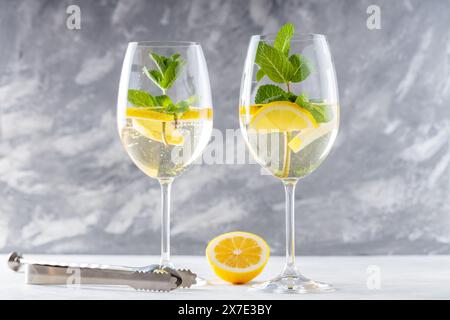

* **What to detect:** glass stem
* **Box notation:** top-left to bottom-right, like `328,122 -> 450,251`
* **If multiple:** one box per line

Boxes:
159,178 -> 173,267
282,180 -> 299,276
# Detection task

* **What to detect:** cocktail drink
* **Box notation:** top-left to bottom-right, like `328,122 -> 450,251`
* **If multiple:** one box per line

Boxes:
117,42 -> 213,269
239,24 -> 339,293
241,101 -> 338,180
121,107 -> 212,179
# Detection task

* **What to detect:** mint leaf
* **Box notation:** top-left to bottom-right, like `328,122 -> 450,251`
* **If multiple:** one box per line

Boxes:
295,93 -> 309,106
314,103 -> 333,122
160,62 -> 178,89
255,85 -> 287,104
254,85 -> 300,104
156,95 -> 196,114
171,95 -> 196,113
171,53 -> 181,61
295,94 -> 331,123
154,95 -> 173,107
256,42 -> 293,83
289,54 -> 312,82
143,52 -> 185,92
287,92 -> 297,102
274,23 -> 295,56
174,101 -> 189,111
137,51 -> 191,117
256,68 -> 265,82
127,89 -> 156,107
265,94 -> 291,104
168,101 -> 189,114
180,95 -> 197,107
150,52 -> 168,73
143,66 -> 163,90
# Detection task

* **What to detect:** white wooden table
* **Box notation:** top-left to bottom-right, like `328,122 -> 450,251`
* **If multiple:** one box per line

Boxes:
1,254 -> 449,299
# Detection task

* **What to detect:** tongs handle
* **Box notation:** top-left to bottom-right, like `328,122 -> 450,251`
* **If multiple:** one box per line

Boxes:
25,264 -> 135,285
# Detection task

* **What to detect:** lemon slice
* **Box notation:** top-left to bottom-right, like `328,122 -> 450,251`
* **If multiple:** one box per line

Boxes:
206,231 -> 270,284
249,101 -> 317,132
288,122 -> 335,153
125,107 -> 212,146
126,108 -> 174,121
132,119 -> 184,145
239,105 -> 261,116
126,107 -> 213,122
180,108 -> 213,121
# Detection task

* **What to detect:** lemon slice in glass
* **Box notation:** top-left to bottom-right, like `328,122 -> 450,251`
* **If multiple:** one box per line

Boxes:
288,122 -> 335,153
125,107 -> 212,146
248,101 -> 318,132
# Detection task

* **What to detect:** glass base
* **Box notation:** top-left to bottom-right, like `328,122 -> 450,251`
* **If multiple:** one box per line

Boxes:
251,273 -> 334,294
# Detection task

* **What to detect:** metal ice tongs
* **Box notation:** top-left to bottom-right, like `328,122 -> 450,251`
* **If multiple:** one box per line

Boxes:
8,252 -> 196,292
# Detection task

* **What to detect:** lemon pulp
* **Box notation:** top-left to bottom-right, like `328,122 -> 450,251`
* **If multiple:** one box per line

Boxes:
206,231 -> 270,284
126,107 -> 212,146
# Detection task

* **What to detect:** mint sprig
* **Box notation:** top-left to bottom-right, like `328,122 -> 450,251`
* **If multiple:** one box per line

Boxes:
255,43 -> 294,83
295,94 -> 332,123
255,85 -> 290,104
127,89 -> 157,107
144,52 -> 185,94
127,51 -> 195,120
254,23 -> 331,123
273,23 -> 294,55
289,54 -> 312,82
127,89 -> 194,115
255,23 -> 312,85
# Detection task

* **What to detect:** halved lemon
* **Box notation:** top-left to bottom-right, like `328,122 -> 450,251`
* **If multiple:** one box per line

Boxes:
249,101 -> 318,132
206,231 -> 270,284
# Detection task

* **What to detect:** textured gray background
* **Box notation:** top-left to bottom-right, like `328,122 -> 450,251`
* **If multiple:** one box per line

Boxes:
0,0 -> 449,256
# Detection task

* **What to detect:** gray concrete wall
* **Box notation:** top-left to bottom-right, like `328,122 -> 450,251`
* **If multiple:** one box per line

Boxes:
1,0 -> 449,255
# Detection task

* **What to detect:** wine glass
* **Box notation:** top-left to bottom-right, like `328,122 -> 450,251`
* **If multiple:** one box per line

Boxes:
239,33 -> 339,293
117,42 -> 213,272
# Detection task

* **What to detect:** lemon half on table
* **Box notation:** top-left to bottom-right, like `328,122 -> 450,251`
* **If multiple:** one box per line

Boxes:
206,231 -> 270,284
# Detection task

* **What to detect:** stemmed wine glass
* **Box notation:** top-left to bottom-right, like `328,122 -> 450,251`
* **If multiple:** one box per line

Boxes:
239,27 -> 339,293
117,42 -> 213,272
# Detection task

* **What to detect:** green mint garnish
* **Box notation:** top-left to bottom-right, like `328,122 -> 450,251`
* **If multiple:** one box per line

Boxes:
144,52 -> 185,94
255,42 -> 293,83
127,51 -> 196,119
256,23 -> 295,81
254,23 -> 330,123
255,23 -> 312,85
127,89 -> 158,107
273,22 -> 294,56
295,94 -> 332,123
255,68 -> 266,82
289,53 -> 312,82
255,85 -> 288,104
